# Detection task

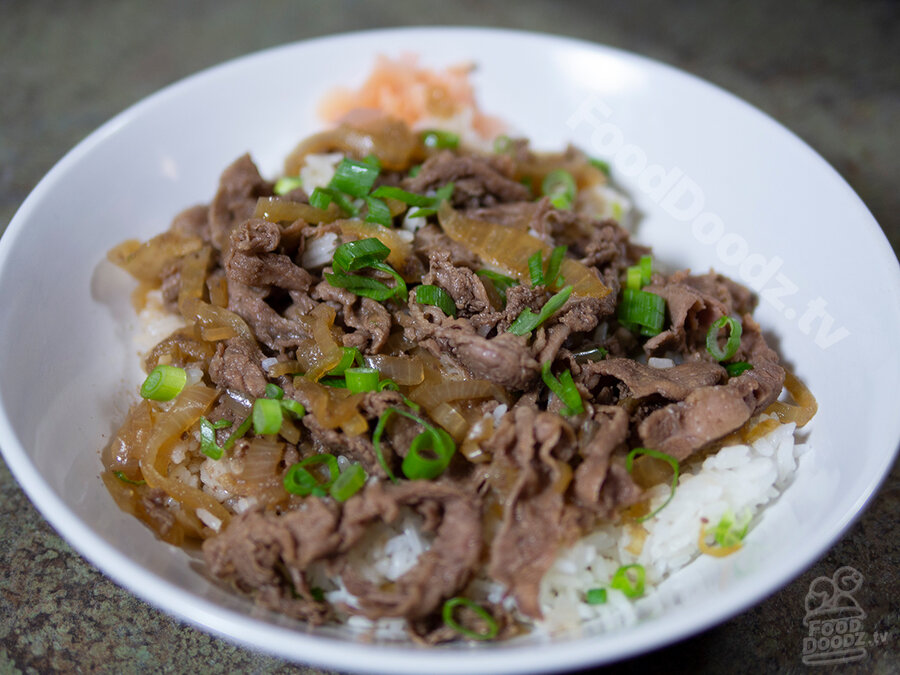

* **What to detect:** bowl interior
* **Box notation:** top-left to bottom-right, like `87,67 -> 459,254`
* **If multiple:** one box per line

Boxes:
1,28 -> 898,674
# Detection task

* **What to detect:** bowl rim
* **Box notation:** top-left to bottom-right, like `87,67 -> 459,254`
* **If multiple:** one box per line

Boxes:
1,25 -> 899,674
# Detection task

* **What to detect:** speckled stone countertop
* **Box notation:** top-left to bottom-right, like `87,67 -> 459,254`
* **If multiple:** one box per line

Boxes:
1,1 -> 897,673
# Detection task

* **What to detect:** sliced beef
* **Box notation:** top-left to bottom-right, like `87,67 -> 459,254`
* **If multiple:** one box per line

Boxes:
571,406 -> 635,514
202,497 -> 341,622
227,281 -> 311,352
208,337 -> 268,398
638,315 -> 785,459
404,151 -> 530,208
209,154 -> 272,251
225,219 -> 313,292
336,481 -> 482,621
643,270 -> 755,355
484,406 -> 581,618
399,302 -> 539,390
311,281 -> 391,353
422,251 -> 493,316
580,358 -> 726,401
170,204 -> 211,243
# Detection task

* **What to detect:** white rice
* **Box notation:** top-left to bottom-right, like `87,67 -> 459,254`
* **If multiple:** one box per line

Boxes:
299,152 -> 343,192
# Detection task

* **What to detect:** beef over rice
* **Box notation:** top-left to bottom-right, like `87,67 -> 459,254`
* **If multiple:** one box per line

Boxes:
100,112 -> 816,643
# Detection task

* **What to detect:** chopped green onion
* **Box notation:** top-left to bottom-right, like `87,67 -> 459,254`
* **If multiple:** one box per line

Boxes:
589,157 -> 611,177
421,129 -> 460,150
415,284 -> 457,317
319,376 -> 348,388
528,250 -> 544,286
372,410 -> 399,483
328,157 -> 380,198
610,564 -> 646,599
252,397 -> 283,435
327,347 -> 363,377
113,471 -> 146,486
572,346 -> 608,363
325,271 -> 395,302
638,255 -> 652,285
199,418 -> 224,460
373,406 -> 456,483
618,288 -> 666,336
493,134 -> 512,154
140,365 -> 187,401
361,153 -> 381,170
402,427 -> 456,481
408,164 -> 421,177
541,361 -> 584,416
442,597 -> 499,641
280,399 -> 306,418
283,454 -> 340,496
544,245 -> 567,288
364,196 -> 392,228
309,187 -> 358,215
310,587 -> 325,602
585,588 -> 607,605
725,361 -> 754,377
332,238 -> 391,273
273,175 -> 303,195
330,462 -> 367,501
706,316 -> 743,361
542,169 -> 577,210
377,379 -> 421,411
345,367 -> 380,393
477,269 -> 519,305
626,266 -> 643,291
264,383 -> 284,400
369,185 -> 432,207
408,182 -> 454,218
508,285 -> 573,336
625,447 -> 680,522
223,415 -> 252,451
711,509 -> 751,548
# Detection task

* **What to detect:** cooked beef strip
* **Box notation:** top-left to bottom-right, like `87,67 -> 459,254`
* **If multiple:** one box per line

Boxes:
208,337 -> 269,398
485,406 -> 582,618
399,302 -> 540,390
580,359 -> 726,401
638,316 -> 785,460
422,251 -> 493,317
311,280 -> 391,353
336,481 -> 482,620
404,151 -> 530,208
209,154 -> 273,251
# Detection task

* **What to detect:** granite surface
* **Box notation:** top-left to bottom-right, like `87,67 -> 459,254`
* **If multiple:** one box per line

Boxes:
1,1 -> 898,673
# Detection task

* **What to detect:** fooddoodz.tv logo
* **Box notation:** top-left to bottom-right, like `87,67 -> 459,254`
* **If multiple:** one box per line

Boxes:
802,566 -> 867,665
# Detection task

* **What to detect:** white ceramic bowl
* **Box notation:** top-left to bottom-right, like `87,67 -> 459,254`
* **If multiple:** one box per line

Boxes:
1,27 -> 898,674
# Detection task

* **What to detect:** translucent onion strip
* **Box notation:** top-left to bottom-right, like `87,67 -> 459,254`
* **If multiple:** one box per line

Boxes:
138,384 -> 231,527
253,196 -> 340,224
437,203 -> 609,298
765,370 -> 818,428
363,355 -> 424,386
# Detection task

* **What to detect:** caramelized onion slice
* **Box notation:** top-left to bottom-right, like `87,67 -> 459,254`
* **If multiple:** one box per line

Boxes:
253,197 -> 339,225
108,231 -> 204,285
437,203 -> 609,299
137,384 -> 231,528
284,120 -> 419,174
765,370 -> 817,428
363,355 -> 424,386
